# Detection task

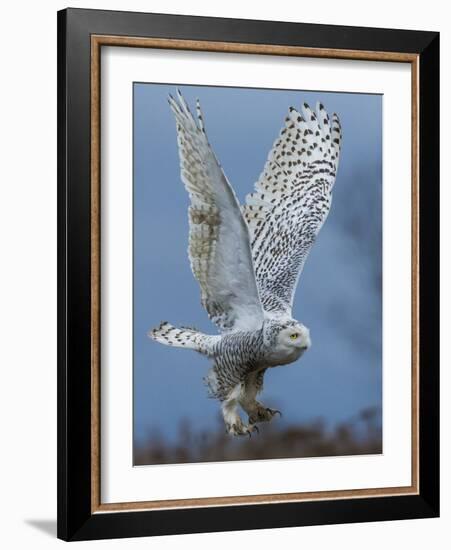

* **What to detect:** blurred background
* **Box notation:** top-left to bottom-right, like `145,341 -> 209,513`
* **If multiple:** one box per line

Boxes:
133,83 -> 382,465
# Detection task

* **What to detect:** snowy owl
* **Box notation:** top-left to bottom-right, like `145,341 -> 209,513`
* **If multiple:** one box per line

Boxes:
149,90 -> 342,436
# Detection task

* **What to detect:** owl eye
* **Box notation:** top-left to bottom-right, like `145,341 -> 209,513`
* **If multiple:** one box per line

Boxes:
290,333 -> 299,340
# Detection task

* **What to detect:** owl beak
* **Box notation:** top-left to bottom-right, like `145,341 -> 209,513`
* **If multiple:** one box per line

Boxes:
299,328 -> 311,350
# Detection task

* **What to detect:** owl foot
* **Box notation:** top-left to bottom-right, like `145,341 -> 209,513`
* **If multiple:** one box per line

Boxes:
248,404 -> 282,425
226,419 -> 259,437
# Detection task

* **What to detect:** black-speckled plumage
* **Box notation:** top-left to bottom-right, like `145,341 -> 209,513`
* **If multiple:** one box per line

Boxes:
149,91 -> 341,435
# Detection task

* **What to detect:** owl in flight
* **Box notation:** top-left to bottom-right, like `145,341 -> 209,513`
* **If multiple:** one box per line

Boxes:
149,90 -> 342,436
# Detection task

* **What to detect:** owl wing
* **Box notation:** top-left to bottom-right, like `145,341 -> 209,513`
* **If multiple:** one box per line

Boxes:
243,102 -> 342,316
169,90 -> 264,333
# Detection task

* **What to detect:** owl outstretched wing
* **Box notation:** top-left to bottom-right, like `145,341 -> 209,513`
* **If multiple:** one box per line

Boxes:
169,90 -> 264,333
243,102 -> 342,316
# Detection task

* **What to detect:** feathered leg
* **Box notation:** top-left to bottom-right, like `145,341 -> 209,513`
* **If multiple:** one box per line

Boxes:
221,384 -> 258,437
240,370 -> 282,426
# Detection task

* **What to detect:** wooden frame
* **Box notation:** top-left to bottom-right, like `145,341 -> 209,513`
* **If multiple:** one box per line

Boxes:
58,7 -> 439,541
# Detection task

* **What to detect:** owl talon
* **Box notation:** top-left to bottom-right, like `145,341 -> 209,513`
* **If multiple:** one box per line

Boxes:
248,404 -> 282,424
226,420 -> 257,437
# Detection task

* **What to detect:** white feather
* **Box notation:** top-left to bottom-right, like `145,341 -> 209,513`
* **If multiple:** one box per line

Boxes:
243,101 -> 342,316
169,91 -> 264,333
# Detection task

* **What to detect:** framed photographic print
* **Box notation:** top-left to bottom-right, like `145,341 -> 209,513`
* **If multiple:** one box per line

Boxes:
57,8 -> 439,541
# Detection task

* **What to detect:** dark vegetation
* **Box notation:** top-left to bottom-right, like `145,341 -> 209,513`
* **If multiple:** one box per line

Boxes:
134,406 -> 382,466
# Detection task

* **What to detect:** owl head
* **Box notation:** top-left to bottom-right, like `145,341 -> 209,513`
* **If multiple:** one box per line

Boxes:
263,319 -> 311,366
277,321 -> 311,351
264,319 -> 311,350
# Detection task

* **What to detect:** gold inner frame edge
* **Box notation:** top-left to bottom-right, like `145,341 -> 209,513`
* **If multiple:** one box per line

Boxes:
90,35 -> 420,514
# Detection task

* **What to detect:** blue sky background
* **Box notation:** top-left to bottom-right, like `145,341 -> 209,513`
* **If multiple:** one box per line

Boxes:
133,83 -> 382,447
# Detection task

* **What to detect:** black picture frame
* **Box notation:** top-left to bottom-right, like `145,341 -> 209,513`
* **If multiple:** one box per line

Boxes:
57,7 -> 439,541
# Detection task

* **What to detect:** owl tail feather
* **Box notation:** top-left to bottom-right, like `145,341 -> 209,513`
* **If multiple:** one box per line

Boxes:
148,321 -> 209,352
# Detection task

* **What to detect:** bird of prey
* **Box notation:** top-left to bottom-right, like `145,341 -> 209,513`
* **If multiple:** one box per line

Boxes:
149,90 -> 342,436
